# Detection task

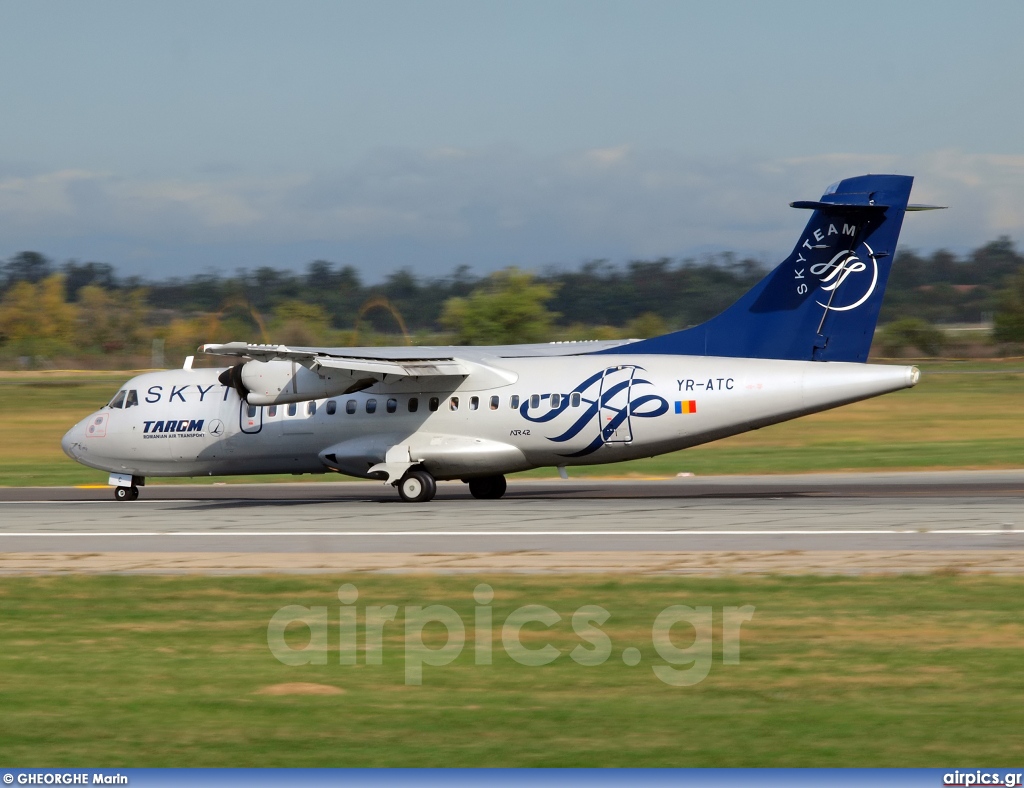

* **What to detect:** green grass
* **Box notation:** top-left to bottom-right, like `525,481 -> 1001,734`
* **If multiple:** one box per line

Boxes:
2,574 -> 1024,766
1,362 -> 1022,486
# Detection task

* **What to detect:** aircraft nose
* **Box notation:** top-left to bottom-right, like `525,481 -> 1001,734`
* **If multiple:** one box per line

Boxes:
62,420 -> 85,460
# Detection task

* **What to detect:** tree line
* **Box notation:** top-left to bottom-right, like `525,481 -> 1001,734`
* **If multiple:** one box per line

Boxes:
1,238 -> 1023,366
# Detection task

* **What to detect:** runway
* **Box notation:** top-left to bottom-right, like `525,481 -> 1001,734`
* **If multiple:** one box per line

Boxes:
1,470 -> 1022,557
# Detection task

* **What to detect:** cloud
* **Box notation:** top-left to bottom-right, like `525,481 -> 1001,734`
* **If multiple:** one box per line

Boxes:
0,148 -> 1020,277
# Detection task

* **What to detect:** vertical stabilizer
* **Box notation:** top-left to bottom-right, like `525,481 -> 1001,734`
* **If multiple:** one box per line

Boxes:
601,174 -> 915,362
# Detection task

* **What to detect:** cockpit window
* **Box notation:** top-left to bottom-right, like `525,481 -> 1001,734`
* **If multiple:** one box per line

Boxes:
109,390 -> 126,409
125,390 -> 139,408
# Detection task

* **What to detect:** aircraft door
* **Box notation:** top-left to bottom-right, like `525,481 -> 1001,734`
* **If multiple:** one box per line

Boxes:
240,401 -> 263,434
599,366 -> 635,443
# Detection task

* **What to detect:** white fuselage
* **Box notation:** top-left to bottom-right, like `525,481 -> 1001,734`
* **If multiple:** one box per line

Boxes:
61,354 -> 918,481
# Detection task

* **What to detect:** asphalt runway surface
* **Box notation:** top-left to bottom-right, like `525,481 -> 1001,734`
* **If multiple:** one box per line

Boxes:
1,470 -> 1022,554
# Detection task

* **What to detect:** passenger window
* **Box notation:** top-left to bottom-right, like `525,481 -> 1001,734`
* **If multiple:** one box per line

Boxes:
409,397 -> 419,413
450,396 -> 459,411
287,403 -> 297,416
366,399 -> 377,414
489,396 -> 499,410
530,394 -> 540,409
247,404 -> 259,418
326,400 -> 336,415
267,405 -> 277,417
550,393 -> 561,409
346,400 -> 356,415
469,396 -> 479,411
571,392 -> 581,407
109,390 -> 126,409
510,395 -> 520,409
307,401 -> 316,416
387,398 -> 397,413
125,390 -> 139,408
429,397 -> 439,412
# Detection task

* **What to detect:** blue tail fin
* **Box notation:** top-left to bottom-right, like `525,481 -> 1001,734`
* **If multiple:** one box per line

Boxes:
601,174 -> 915,362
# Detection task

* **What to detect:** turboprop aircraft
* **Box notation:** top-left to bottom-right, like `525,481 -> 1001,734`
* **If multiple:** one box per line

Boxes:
62,174 -> 943,502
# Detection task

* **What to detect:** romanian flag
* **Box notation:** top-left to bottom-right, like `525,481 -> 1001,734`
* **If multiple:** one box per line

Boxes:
675,400 -> 697,414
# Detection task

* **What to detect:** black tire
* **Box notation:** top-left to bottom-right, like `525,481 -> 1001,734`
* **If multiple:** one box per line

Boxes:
129,486 -> 140,500
468,475 -> 507,500
397,469 -> 437,503
114,486 -> 130,501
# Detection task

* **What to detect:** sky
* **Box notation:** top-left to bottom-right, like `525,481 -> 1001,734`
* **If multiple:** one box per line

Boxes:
1,0 -> 1023,281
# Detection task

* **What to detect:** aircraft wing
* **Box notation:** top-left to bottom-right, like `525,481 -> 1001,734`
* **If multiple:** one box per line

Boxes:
201,342 -> 470,379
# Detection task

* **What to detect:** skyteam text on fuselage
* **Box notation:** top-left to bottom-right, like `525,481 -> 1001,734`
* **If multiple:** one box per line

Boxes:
62,174 -> 943,502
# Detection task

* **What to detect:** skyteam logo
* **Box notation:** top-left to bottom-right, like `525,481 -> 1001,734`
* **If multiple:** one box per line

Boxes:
520,366 -> 668,457
811,242 -> 879,312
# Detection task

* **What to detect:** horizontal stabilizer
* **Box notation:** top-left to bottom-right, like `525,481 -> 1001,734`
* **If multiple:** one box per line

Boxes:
790,189 -> 896,212
789,200 -> 888,212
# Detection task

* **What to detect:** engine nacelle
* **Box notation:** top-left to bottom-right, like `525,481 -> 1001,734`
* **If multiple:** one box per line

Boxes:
239,359 -> 376,405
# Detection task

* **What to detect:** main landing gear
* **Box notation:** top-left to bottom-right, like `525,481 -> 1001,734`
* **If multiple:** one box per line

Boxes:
396,469 -> 437,503
468,475 -> 507,500
392,470 -> 508,502
114,485 -> 139,501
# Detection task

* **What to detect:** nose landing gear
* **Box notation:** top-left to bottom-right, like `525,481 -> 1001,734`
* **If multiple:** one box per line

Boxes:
114,485 -> 139,501
110,473 -> 144,501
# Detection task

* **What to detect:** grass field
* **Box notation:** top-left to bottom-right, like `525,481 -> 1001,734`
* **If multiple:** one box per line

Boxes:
1,361 -> 1022,486
2,573 -> 1023,766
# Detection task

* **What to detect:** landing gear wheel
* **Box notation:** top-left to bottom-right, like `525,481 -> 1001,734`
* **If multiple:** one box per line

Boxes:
468,475 -> 507,500
115,485 -> 139,501
129,485 -> 140,500
397,469 -> 437,503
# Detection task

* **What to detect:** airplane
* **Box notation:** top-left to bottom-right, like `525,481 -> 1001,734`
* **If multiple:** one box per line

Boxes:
62,174 -> 943,502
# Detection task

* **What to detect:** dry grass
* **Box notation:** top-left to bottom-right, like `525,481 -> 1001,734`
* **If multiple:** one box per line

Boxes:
255,683 -> 345,696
